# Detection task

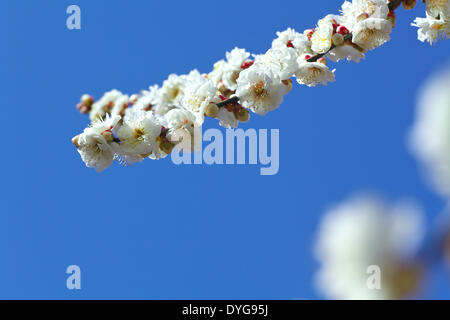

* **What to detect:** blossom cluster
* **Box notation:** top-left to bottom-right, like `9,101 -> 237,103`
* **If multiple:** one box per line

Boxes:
73,0 -> 448,172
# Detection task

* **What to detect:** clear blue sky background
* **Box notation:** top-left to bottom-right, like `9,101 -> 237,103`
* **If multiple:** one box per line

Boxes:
1,0 -> 450,299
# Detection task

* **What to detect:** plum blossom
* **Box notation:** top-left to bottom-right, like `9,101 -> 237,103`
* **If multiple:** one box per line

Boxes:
115,110 -> 163,164
253,46 -> 299,80
412,14 -> 449,44
236,66 -> 285,115
295,55 -> 335,87
271,27 -> 311,55
311,17 -> 335,54
75,115 -> 121,172
164,108 -> 202,152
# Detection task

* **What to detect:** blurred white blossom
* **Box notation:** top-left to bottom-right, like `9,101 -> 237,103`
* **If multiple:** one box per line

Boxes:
409,63 -> 450,197
315,195 -> 424,300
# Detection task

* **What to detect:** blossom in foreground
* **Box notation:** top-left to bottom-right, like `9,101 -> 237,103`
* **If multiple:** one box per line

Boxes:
73,115 -> 121,172
311,17 -> 335,54
340,0 -> 392,50
164,108 -> 202,152
327,44 -> 365,63
409,63 -> 450,197
351,18 -> 392,50
209,47 -> 251,91
295,55 -> 335,87
115,110 -> 163,164
253,46 -> 299,80
180,76 -> 219,126
236,66 -> 285,115
315,195 -> 424,300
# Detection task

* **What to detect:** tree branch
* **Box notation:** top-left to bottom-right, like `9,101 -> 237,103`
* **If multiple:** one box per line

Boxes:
217,0 -> 404,108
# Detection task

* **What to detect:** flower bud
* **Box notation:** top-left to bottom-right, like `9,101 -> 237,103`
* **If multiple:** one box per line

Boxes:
205,103 -> 220,118
235,108 -> 250,123
240,60 -> 254,70
332,33 -> 345,46
81,94 -> 94,105
387,11 -> 396,28
402,0 -> 417,10
77,94 -> 94,114
72,135 -> 80,148
337,25 -> 350,36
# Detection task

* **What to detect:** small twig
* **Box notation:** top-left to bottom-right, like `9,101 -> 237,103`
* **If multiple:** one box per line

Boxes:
216,96 -> 240,108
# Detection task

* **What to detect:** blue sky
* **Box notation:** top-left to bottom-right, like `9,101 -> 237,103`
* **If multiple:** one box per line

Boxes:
1,0 -> 450,299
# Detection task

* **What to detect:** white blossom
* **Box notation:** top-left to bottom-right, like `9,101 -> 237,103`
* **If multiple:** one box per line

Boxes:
160,73 -> 186,107
409,63 -> 450,196
425,0 -> 450,20
272,27 -> 311,55
115,110 -> 162,163
352,18 -> 392,50
216,108 -> 239,129
339,0 -> 391,50
295,55 -> 335,87
341,0 -> 389,27
181,76 -> 219,126
253,46 -> 299,80
412,14 -> 449,44
236,66 -> 285,115
89,90 -> 125,121
311,17 -> 335,54
110,94 -> 129,117
315,195 -> 424,300
327,45 -> 365,63
133,85 -> 170,115
209,60 -> 227,87
76,115 -> 121,172
164,108 -> 202,152
221,48 -> 251,91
